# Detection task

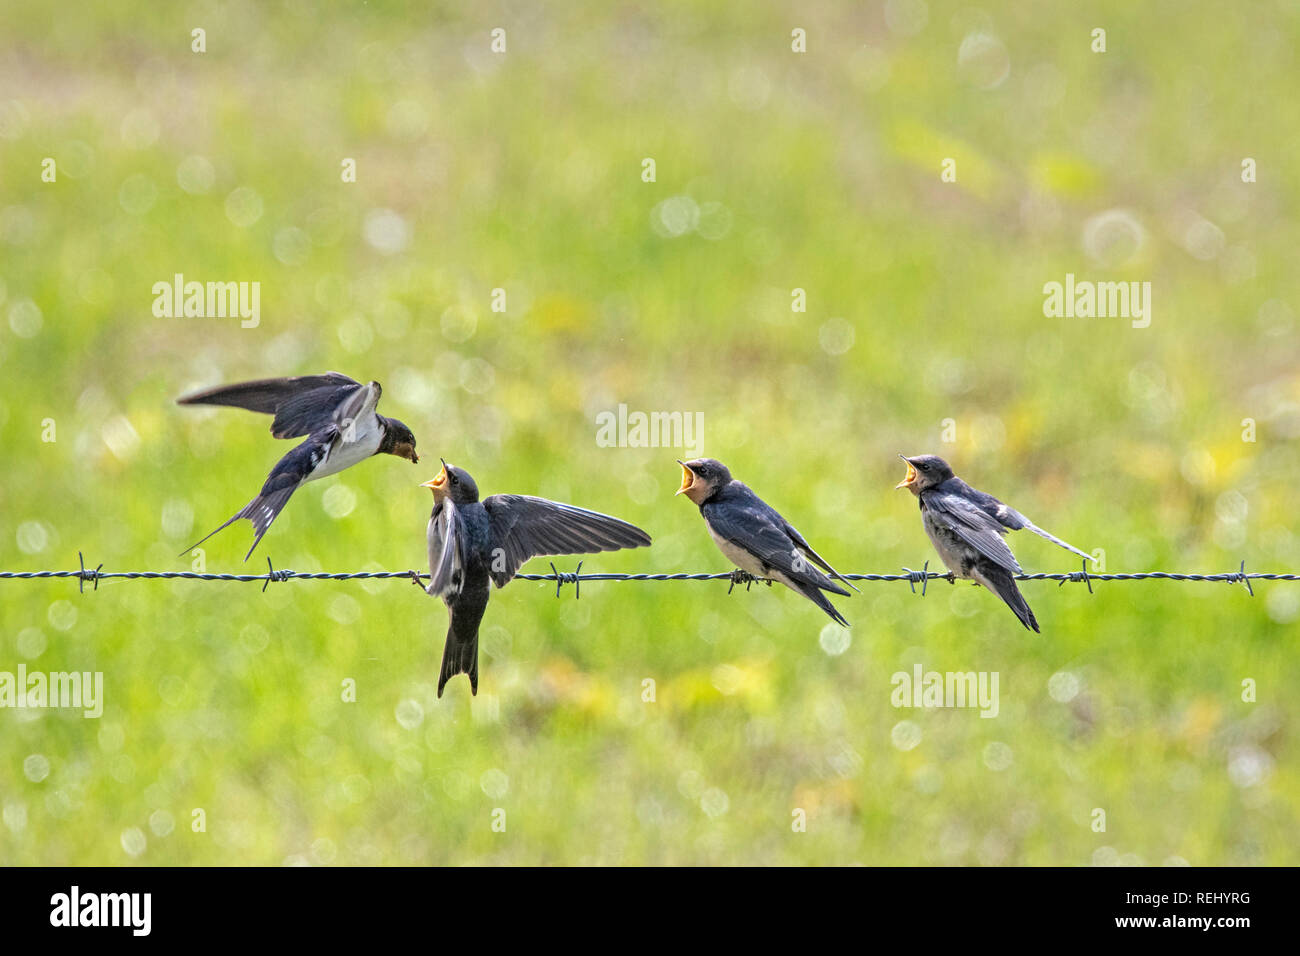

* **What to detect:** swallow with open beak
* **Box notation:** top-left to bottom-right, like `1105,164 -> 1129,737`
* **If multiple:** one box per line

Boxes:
676,458 -> 856,627
420,460 -> 652,697
896,454 -> 1094,632
177,372 -> 419,559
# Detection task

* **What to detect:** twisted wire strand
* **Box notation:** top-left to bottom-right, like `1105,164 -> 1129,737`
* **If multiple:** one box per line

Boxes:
0,555 -> 1293,597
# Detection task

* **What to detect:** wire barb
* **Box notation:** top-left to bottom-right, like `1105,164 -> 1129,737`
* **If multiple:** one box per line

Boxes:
549,561 -> 583,599
262,557 -> 294,592
77,551 -> 102,593
901,561 -> 930,596
1058,558 -> 1093,593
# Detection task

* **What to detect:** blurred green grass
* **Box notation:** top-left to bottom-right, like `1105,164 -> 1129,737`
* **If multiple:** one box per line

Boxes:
0,0 -> 1297,864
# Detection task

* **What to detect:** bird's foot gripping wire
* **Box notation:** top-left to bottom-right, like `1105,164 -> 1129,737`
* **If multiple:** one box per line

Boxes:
550,561 -> 582,599
727,568 -> 767,593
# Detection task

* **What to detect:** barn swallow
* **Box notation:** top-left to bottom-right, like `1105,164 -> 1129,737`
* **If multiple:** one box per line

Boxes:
421,460 -> 652,697
676,458 -> 856,626
896,454 -> 1094,632
177,372 -> 419,559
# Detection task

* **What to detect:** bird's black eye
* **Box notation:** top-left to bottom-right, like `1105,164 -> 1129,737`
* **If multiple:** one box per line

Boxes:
451,475 -> 459,485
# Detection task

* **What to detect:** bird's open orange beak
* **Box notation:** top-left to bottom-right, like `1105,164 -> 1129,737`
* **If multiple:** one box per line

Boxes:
896,456 -> 917,489
420,462 -> 448,490
675,460 -> 695,496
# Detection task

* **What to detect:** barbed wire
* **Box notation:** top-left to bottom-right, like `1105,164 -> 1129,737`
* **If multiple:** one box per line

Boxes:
0,554 -> 1295,599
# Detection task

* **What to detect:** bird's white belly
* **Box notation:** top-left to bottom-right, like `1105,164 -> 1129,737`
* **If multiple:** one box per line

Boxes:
309,417 -> 382,481
708,526 -> 768,577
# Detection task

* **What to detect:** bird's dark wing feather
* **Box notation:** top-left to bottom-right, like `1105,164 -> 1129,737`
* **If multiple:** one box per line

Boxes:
176,372 -> 365,439
924,489 -> 1022,573
704,497 -> 847,595
269,380 -> 374,440
482,495 -> 651,588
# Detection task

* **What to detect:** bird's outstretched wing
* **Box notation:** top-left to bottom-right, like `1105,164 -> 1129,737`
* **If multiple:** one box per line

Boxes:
924,489 -> 1023,574
704,496 -> 850,597
177,372 -> 370,439
482,495 -> 651,588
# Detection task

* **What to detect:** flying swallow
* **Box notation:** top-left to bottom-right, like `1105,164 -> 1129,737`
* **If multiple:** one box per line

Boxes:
177,372 -> 419,559
676,458 -> 856,627
420,460 -> 652,697
896,454 -> 1094,632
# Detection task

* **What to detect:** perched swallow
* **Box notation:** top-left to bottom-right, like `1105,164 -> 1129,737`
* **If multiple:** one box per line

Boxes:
896,454 -> 1094,632
178,372 -> 419,559
676,458 -> 856,626
421,461 -> 652,697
